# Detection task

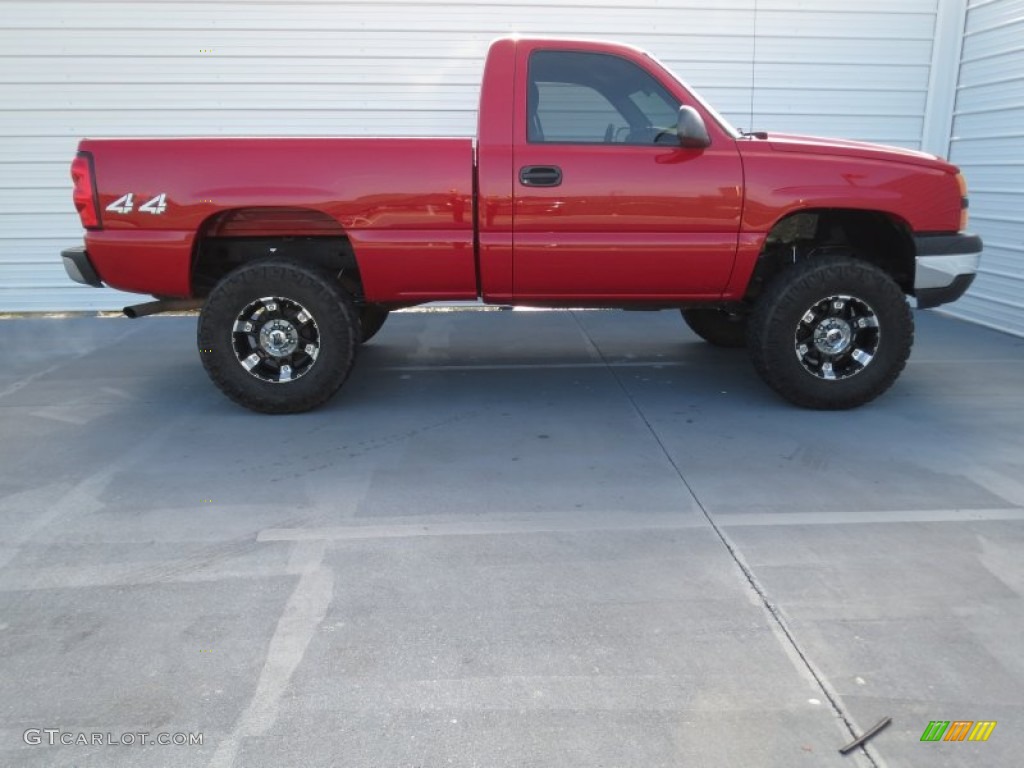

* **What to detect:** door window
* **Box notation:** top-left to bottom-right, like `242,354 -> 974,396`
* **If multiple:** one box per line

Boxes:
528,50 -> 681,146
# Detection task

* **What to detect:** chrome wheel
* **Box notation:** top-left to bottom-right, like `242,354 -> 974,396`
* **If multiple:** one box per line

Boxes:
232,296 -> 320,383
794,294 -> 880,381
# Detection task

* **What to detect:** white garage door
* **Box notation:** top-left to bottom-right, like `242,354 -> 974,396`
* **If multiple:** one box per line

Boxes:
0,0 -> 937,311
945,0 -> 1024,337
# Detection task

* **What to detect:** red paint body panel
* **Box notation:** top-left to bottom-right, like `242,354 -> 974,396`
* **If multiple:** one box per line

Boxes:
87,229 -> 195,296
71,37 -> 967,306
766,133 -> 957,170
80,137 -> 475,300
347,229 -> 476,300
737,140 -> 960,234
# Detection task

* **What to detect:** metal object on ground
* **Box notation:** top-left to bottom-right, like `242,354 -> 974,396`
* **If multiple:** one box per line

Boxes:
839,716 -> 892,755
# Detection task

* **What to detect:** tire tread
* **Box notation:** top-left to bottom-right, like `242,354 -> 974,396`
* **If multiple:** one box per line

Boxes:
748,255 -> 913,409
197,260 -> 358,414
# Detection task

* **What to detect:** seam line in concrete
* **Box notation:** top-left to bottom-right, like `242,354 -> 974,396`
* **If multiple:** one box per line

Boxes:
0,323 -> 143,402
0,420 -> 178,572
208,540 -> 331,768
257,515 -> 706,542
570,311 -> 883,768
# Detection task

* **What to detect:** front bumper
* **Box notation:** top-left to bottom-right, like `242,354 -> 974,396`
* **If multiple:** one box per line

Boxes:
913,233 -> 981,310
61,246 -> 104,288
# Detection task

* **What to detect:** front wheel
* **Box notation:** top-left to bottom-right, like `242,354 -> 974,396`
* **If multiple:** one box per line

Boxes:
197,260 -> 359,413
747,255 -> 913,409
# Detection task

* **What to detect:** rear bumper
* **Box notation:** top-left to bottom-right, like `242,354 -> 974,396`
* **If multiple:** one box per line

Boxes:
61,246 -> 104,288
913,233 -> 981,310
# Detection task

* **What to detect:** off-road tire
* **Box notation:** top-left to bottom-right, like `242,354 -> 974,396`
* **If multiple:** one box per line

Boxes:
359,305 -> 390,343
748,254 -> 913,409
682,308 -> 748,348
198,260 -> 358,413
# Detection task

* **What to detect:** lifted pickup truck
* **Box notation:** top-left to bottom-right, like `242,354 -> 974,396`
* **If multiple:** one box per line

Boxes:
64,37 -> 980,413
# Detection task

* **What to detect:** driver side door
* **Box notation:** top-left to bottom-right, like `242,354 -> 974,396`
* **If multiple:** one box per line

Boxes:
513,48 -> 743,300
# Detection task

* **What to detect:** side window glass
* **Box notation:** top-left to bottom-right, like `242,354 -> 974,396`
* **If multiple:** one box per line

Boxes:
628,90 -> 680,133
528,50 -> 681,146
533,82 -> 626,143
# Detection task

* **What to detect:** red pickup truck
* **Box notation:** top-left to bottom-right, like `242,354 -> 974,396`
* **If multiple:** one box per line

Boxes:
64,37 -> 980,413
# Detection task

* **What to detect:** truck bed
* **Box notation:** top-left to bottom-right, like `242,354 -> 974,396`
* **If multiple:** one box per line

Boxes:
79,136 -> 476,300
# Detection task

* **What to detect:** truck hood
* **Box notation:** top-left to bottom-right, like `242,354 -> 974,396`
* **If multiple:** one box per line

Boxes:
761,132 -> 956,172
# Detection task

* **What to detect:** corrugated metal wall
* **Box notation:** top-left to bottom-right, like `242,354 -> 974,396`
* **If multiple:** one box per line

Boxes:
1,0 -> 939,312
945,0 -> 1024,337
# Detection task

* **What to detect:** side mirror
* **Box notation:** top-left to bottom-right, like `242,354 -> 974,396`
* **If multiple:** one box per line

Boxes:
676,106 -> 711,149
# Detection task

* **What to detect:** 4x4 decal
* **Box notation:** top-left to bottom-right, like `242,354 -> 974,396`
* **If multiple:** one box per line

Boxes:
106,193 -> 167,215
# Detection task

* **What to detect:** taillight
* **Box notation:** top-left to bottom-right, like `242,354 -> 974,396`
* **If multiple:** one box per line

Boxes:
71,151 -> 101,230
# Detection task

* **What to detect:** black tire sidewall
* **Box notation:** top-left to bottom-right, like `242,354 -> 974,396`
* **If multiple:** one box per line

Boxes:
749,257 -> 913,409
198,261 -> 358,413
682,308 -> 748,348
358,306 -> 390,343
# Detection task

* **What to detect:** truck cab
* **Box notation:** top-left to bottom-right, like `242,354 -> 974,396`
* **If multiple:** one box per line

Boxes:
477,38 -> 744,303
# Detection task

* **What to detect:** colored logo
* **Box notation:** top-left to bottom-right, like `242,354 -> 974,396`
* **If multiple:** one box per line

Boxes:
920,721 -> 997,742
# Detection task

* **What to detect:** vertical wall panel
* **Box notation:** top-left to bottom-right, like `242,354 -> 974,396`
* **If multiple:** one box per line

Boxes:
945,0 -> 1024,337
752,1 -> 937,146
0,0 -> 937,311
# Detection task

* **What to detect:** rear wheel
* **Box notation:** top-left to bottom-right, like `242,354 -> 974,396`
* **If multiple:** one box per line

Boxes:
359,305 -> 390,343
681,308 -> 748,348
197,260 -> 358,413
748,254 -> 913,409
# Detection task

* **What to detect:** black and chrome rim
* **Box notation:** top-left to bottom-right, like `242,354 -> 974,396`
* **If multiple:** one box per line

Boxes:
794,294 -> 880,380
231,296 -> 320,383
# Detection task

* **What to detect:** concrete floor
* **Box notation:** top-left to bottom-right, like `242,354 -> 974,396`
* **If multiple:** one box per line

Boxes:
0,308 -> 1021,768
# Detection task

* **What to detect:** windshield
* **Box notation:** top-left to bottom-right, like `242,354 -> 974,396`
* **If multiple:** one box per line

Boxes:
644,53 -> 741,140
